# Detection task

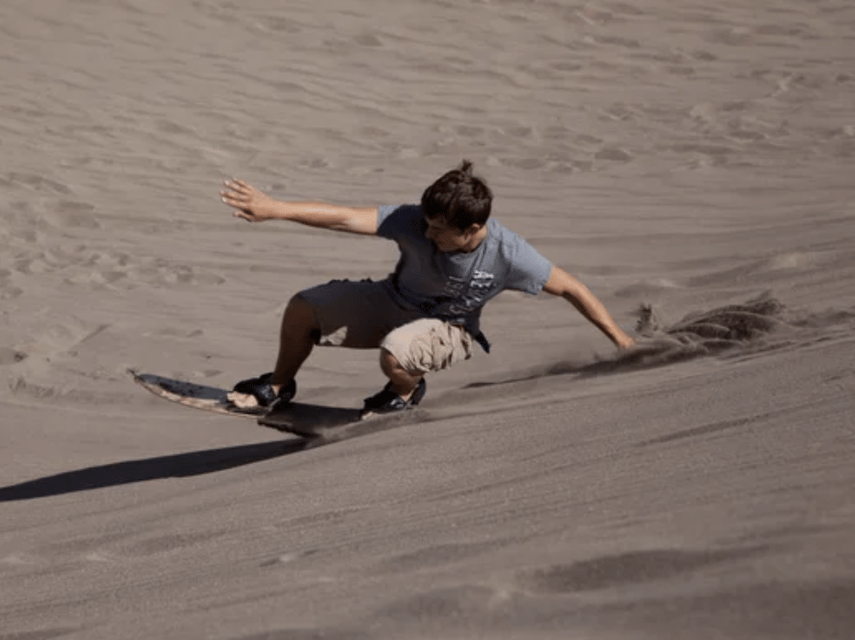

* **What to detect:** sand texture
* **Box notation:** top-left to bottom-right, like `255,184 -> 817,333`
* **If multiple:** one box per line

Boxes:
2,1 -> 855,638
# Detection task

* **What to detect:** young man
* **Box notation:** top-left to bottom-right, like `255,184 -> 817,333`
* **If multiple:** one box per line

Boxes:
221,160 -> 634,414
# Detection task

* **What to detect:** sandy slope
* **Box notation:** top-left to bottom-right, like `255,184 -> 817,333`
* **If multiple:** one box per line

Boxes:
1,1 -> 854,638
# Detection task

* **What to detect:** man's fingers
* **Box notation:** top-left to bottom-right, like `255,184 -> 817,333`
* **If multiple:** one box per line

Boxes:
221,192 -> 244,204
221,197 -> 243,211
222,178 -> 263,222
221,184 -> 254,204
222,178 -> 258,204
221,184 -> 247,198
224,178 -> 251,192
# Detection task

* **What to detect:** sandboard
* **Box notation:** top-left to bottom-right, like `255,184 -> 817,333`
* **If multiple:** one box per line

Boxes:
260,401 -> 426,442
130,370 -> 427,443
130,370 -> 267,417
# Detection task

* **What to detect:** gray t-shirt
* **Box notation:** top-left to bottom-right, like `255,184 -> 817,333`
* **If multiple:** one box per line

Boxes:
377,204 -> 553,340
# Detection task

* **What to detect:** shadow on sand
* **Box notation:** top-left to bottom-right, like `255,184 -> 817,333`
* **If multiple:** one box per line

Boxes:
0,439 -> 306,502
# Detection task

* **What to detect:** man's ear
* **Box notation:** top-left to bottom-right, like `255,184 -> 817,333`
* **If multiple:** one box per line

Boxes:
465,223 -> 482,237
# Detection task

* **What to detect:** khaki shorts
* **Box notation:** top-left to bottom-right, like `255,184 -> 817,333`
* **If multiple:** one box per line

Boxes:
298,279 -> 473,375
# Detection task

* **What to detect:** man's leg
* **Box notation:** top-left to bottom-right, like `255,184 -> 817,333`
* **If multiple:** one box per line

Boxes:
270,294 -> 319,393
372,319 -> 472,410
379,348 -> 422,401
236,280 -> 401,407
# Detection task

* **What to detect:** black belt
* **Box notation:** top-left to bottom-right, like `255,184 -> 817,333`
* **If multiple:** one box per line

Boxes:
473,331 -> 491,354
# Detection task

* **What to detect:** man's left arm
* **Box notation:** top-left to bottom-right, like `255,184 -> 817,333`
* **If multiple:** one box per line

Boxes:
542,266 -> 635,349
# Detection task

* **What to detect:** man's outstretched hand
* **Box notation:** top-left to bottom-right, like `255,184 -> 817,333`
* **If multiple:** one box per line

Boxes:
615,334 -> 636,350
221,179 -> 278,222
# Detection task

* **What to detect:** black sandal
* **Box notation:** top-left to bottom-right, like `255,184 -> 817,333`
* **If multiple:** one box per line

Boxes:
233,373 -> 297,407
362,378 -> 426,415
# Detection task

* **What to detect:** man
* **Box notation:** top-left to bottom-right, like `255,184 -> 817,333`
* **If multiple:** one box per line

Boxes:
222,160 -> 634,414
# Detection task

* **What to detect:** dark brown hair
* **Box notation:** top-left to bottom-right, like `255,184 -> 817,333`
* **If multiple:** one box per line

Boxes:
421,160 -> 492,231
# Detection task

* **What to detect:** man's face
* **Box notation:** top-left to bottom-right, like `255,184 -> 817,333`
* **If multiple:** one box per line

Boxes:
424,216 -> 475,252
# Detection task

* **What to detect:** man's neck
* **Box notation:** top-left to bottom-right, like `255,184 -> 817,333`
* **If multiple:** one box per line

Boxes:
461,224 -> 489,253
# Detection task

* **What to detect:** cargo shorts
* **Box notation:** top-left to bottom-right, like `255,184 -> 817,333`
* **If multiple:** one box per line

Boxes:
297,279 -> 473,375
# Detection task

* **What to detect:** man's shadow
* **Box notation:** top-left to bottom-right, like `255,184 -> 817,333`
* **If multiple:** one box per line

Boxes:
0,438 -> 307,502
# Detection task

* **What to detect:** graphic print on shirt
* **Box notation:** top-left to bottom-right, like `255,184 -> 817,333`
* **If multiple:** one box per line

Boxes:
445,270 -> 497,317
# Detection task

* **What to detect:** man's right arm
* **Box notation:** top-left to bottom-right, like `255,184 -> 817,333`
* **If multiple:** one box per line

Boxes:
221,179 -> 378,236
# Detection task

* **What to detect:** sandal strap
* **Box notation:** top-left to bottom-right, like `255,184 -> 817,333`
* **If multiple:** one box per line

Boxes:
233,373 -> 296,407
363,378 -> 426,412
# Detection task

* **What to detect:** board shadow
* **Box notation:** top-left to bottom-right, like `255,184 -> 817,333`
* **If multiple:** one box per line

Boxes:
0,439 -> 306,502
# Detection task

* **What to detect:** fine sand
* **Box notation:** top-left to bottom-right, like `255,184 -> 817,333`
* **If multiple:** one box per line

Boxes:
2,1 -> 854,638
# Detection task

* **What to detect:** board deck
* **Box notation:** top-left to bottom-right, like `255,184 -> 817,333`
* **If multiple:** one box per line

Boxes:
131,370 -> 428,443
130,370 -> 266,417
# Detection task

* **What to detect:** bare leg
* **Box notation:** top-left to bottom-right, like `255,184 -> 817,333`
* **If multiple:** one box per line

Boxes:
270,294 -> 318,393
379,348 -> 421,400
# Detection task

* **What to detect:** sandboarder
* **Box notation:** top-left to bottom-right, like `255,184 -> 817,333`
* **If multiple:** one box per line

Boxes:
221,160 -> 635,415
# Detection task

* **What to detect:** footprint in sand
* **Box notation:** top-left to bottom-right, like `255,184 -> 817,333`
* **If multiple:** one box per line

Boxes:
0,347 -> 28,365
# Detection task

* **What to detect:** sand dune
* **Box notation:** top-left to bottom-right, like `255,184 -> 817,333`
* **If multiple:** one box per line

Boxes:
2,0 -> 854,638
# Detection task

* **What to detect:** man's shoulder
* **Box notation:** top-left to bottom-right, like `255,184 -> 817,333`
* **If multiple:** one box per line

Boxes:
377,204 -> 422,239
379,203 -> 421,220
487,217 -> 514,236
479,219 -> 552,294
485,218 -> 552,275
485,218 -> 530,256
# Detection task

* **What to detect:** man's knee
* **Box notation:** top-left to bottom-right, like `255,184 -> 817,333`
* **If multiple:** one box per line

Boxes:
380,348 -> 420,378
379,348 -> 401,375
284,294 -> 321,339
